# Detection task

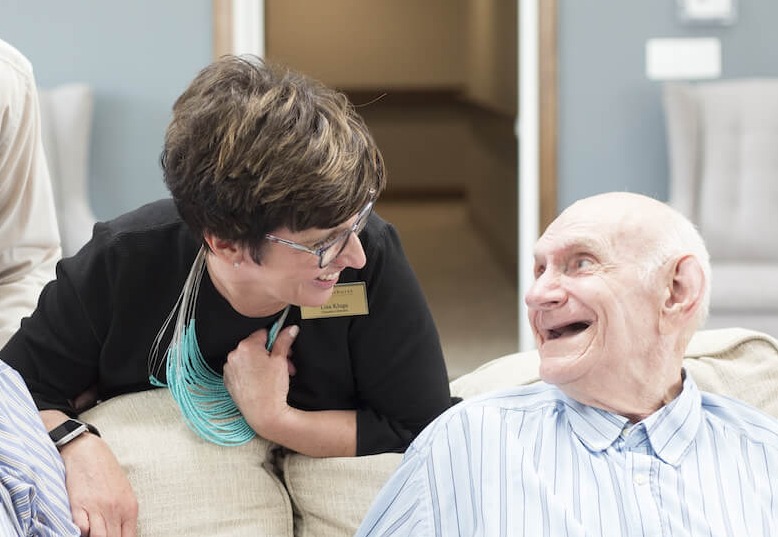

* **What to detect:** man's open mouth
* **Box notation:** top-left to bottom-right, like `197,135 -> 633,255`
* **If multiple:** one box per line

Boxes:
547,321 -> 592,340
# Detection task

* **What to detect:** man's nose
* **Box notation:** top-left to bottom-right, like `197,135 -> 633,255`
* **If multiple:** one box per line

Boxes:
524,269 -> 566,310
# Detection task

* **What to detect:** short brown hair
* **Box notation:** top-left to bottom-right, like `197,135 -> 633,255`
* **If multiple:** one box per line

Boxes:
161,55 -> 386,262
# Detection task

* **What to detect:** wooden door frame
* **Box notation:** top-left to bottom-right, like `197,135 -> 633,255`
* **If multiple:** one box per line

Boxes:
539,0 -> 558,229
212,0 -> 558,228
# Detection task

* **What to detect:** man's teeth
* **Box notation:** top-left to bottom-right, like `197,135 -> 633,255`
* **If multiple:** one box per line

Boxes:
318,272 -> 340,281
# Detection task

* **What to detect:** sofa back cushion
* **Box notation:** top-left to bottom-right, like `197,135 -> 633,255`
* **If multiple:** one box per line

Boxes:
282,453 -> 402,537
450,328 -> 778,418
80,388 -> 293,537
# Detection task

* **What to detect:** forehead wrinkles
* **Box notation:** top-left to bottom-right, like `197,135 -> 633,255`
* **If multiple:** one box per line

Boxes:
534,220 -> 612,260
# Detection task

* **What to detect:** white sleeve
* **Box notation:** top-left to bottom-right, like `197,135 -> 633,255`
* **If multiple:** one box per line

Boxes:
0,39 -> 61,348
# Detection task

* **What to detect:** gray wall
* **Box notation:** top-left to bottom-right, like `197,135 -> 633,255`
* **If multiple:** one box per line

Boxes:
558,0 -> 778,210
0,0 -> 211,219
3,1 -> 776,219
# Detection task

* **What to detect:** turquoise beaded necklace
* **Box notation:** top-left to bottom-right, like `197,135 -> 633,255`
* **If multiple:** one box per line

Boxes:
148,246 -> 290,446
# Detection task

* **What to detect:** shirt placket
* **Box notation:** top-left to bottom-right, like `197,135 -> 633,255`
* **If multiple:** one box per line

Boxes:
618,424 -> 663,537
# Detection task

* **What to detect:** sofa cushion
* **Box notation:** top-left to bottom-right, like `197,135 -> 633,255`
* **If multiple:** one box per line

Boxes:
682,327 -> 778,416
449,345 -> 540,399
80,388 -> 293,537
282,453 -> 402,537
450,328 -> 778,418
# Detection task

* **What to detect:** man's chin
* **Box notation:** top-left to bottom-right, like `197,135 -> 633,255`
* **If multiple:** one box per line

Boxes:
538,336 -> 593,383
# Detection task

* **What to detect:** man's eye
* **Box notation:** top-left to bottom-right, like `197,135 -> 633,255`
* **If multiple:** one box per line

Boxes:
574,257 -> 593,270
534,265 -> 546,278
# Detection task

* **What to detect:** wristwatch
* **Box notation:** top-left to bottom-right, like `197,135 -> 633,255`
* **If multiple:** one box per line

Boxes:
49,418 -> 101,448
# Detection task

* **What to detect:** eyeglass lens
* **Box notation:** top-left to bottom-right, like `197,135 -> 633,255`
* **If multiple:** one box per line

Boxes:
320,209 -> 371,268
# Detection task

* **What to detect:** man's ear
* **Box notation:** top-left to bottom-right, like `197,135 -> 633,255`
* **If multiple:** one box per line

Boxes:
203,232 -> 243,266
659,255 -> 705,333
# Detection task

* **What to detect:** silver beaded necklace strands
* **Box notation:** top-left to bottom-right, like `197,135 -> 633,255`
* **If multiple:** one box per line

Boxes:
148,245 -> 257,446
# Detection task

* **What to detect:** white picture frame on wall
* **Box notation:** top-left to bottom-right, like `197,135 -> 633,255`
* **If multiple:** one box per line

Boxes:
677,0 -> 738,25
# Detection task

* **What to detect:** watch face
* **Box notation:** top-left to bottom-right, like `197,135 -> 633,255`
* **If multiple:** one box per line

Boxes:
50,419 -> 88,446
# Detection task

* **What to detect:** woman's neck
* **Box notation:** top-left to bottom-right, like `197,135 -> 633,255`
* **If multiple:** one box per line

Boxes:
204,253 -> 287,318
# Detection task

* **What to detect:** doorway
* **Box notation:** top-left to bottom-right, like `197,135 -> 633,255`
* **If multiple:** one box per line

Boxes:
213,0 -> 558,374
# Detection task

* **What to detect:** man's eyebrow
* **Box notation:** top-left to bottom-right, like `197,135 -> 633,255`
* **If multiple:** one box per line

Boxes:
533,236 -> 608,265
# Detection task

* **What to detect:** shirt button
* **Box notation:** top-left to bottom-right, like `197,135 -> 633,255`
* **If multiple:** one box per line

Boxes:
634,474 -> 648,485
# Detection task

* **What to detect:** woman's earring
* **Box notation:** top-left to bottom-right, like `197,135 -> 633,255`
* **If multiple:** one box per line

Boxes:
233,261 -> 241,269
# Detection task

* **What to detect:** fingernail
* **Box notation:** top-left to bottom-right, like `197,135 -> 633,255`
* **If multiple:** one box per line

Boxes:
288,325 -> 300,339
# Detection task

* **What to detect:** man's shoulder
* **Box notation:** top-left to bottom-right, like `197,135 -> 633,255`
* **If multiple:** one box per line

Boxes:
409,383 -> 563,448
700,391 -> 778,447
457,382 -> 564,412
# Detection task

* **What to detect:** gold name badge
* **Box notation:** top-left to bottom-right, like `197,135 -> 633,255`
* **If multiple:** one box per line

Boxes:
300,282 -> 369,319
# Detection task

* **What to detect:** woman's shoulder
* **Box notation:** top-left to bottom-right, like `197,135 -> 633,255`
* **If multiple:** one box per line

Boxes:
100,198 -> 182,233
92,198 -> 196,248
63,198 -> 199,272
361,211 -> 402,254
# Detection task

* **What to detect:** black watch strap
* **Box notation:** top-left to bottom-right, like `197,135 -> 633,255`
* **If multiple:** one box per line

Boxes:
49,418 -> 101,448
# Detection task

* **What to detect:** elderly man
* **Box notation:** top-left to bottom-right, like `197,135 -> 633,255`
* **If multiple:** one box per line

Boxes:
356,192 -> 778,536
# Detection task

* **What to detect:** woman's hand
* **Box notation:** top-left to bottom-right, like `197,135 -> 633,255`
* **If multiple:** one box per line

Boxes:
223,325 -> 299,435
41,411 -> 138,537
224,325 -> 357,457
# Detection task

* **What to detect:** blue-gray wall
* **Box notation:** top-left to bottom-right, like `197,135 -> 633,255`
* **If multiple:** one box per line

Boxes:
0,0 -> 211,219
558,0 -> 778,210
2,1 -> 776,218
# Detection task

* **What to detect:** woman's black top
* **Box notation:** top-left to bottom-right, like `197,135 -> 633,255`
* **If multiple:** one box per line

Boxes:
1,199 -> 454,455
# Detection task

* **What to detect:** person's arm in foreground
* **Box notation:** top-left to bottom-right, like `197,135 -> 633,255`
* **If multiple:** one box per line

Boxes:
0,39 -> 61,349
2,223 -> 141,536
39,410 -> 138,536
0,362 -> 80,536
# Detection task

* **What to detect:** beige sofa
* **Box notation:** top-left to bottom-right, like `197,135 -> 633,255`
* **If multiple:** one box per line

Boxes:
80,327 -> 778,536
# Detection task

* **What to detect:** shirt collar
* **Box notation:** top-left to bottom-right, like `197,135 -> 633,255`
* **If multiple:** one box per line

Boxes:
561,369 -> 702,466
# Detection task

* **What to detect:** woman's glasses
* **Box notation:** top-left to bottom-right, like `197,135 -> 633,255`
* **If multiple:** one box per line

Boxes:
265,200 -> 374,268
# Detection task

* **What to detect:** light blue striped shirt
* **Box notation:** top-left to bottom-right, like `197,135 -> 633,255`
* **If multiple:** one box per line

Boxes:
356,372 -> 778,536
0,361 -> 79,536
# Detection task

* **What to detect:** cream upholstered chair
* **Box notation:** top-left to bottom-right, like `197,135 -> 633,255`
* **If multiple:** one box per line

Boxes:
663,79 -> 778,338
37,83 -> 97,257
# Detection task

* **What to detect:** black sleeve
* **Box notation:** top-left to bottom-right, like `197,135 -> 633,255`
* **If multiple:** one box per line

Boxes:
0,223 -> 115,414
350,216 -> 454,455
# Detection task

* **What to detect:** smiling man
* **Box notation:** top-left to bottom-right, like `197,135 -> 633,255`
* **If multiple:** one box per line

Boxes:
356,192 -> 778,537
